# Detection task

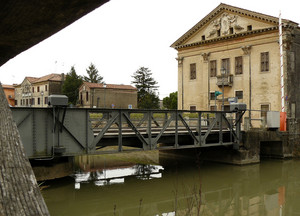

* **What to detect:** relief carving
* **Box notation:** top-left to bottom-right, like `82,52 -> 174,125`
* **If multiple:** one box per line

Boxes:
208,13 -> 244,38
201,53 -> 210,62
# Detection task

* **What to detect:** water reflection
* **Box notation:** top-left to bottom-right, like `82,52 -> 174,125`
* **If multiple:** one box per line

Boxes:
74,165 -> 164,188
42,158 -> 300,216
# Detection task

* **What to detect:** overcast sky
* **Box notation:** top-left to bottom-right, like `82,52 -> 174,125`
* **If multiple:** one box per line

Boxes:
0,0 -> 299,99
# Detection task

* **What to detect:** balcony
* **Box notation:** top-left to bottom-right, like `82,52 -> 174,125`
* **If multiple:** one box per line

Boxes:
216,74 -> 233,87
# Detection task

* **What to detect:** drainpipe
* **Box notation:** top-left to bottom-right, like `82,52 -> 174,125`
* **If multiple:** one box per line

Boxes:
176,57 -> 184,110
249,51 -> 252,127
181,57 -> 184,110
242,45 -> 252,128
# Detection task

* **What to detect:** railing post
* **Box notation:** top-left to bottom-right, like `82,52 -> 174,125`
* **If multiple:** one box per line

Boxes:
198,111 -> 202,146
148,111 -> 152,150
118,109 -> 123,152
234,111 -> 242,150
219,112 -> 223,145
86,109 -> 89,154
175,110 -> 179,148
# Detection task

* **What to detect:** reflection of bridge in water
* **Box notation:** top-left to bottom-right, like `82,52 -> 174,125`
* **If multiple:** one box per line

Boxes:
12,107 -> 244,159
43,158 -> 300,216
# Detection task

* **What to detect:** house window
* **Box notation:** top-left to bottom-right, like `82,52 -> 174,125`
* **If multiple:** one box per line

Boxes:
210,60 -> 217,77
235,91 -> 243,99
221,58 -> 230,74
45,85 -> 48,91
261,104 -> 270,121
190,63 -> 196,80
38,98 -> 40,105
32,98 -> 35,105
32,87 -> 34,93
37,86 -> 40,92
229,27 -> 234,34
224,105 -> 230,111
210,106 -> 217,111
247,25 -> 252,31
86,92 -> 89,102
44,97 -> 48,105
190,106 -> 196,111
217,29 -> 221,37
15,100 -> 18,106
26,99 -> 28,106
261,52 -> 269,72
210,92 -> 216,100
235,56 -> 243,75
202,35 -> 205,40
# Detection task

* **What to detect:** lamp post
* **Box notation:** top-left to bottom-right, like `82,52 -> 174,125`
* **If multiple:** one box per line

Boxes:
220,68 -> 226,111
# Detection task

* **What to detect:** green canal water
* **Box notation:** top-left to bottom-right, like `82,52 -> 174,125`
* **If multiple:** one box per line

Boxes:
41,156 -> 300,216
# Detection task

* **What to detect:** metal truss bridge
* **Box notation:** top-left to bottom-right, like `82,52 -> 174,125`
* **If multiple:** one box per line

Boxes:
11,107 -> 245,159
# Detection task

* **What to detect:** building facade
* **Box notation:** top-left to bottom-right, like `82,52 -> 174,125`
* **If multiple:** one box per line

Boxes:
171,3 -> 300,129
79,82 -> 137,109
15,73 -> 64,107
2,84 -> 15,106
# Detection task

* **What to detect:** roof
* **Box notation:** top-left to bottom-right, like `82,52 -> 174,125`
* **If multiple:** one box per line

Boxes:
83,82 -> 137,90
33,73 -> 63,83
22,73 -> 63,85
2,84 -> 15,89
171,3 -> 299,49
0,0 -> 109,66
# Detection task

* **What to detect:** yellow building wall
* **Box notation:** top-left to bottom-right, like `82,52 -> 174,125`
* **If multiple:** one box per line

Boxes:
177,31 -> 282,128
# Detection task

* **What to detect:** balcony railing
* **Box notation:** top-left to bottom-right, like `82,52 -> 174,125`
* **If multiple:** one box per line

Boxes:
216,74 -> 233,87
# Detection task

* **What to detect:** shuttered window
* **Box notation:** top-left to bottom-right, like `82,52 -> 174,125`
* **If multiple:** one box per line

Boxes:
221,58 -> 230,74
235,56 -> 243,75
190,63 -> 196,80
261,52 -> 269,72
210,60 -> 217,77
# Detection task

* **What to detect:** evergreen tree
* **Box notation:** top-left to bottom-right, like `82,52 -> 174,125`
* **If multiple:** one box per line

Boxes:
62,66 -> 83,105
163,92 -> 177,109
131,67 -> 159,109
84,63 -> 104,83
139,92 -> 160,109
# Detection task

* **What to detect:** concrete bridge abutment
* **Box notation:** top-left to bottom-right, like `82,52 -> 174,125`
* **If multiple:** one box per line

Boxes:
159,129 -> 293,165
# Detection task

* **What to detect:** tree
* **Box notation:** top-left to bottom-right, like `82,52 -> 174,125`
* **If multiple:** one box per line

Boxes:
139,92 -> 160,109
62,66 -> 83,105
131,67 -> 160,109
163,92 -> 177,109
84,63 -> 104,83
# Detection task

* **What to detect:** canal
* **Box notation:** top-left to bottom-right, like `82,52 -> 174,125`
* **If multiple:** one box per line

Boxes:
41,152 -> 300,216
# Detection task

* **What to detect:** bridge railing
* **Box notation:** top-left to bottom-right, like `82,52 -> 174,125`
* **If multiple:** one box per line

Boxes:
11,107 -> 244,158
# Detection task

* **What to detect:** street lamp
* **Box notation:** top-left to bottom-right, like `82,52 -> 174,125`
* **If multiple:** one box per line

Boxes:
220,68 -> 226,111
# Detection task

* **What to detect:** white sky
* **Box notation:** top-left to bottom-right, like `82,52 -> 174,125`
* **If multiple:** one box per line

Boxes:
0,0 -> 299,99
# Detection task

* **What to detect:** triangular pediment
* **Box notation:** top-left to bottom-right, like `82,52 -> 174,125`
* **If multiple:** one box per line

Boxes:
171,3 -> 298,49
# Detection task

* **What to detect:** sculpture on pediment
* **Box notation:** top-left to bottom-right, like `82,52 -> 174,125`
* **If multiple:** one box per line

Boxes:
208,13 -> 244,38
208,18 -> 221,38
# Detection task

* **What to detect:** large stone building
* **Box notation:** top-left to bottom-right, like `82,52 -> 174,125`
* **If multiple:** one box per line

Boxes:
15,73 -> 64,107
79,82 -> 137,109
171,3 -> 300,129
